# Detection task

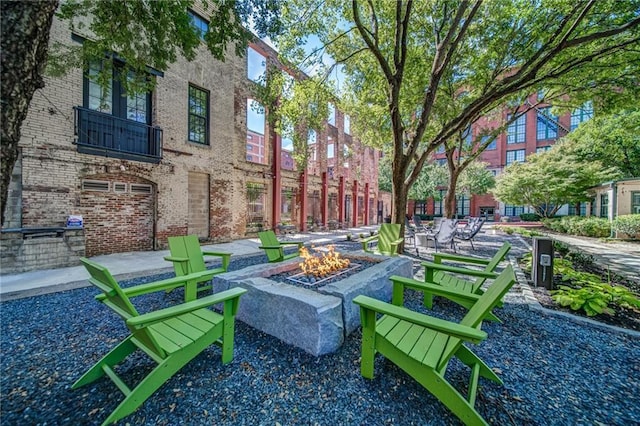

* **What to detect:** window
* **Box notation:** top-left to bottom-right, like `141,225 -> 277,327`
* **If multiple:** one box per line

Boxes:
507,114 -> 526,144
281,187 -> 295,221
307,129 -> 317,145
504,204 -> 524,217
328,103 -> 336,126
435,158 -> 447,166
600,193 -> 609,218
433,190 -> 446,216
568,202 -> 587,216
536,146 -> 551,154
188,85 -> 209,145
246,99 -> 266,164
482,135 -> 496,150
87,62 -> 112,113
436,144 -> 445,154
344,115 -> 351,134
327,137 -> 335,158
188,10 -> 208,39
456,195 -> 470,217
536,107 -> 558,140
506,149 -> 525,165
78,60 -> 161,163
85,61 -> 150,124
632,192 -> 640,214
247,46 -> 266,84
571,101 -> 594,130
246,183 -> 266,226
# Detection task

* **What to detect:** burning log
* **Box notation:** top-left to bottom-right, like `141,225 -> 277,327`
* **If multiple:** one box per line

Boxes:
299,245 -> 350,278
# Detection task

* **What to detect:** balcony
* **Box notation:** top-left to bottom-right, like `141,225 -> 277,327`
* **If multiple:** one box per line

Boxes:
74,107 -> 162,163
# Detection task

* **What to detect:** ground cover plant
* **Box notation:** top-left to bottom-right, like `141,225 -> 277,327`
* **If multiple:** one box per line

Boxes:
519,241 -> 640,331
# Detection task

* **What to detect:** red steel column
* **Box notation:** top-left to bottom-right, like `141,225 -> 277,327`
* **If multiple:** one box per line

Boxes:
352,180 -> 358,227
364,182 -> 370,225
338,176 -> 345,226
321,171 -> 328,228
299,171 -> 308,232
272,131 -> 282,229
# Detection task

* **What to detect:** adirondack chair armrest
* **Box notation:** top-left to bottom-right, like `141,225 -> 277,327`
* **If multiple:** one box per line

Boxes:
127,287 -> 247,328
353,295 -> 487,343
164,255 -> 189,263
259,245 -> 285,250
360,234 -> 378,244
389,237 -> 404,247
389,275 -> 482,304
96,270 -> 217,300
202,250 -> 232,270
421,261 -> 498,282
280,241 -> 304,248
433,252 -> 490,266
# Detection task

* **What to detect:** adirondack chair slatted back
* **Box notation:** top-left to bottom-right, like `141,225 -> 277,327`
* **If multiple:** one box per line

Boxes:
439,265 -> 515,368
168,235 -> 206,274
258,230 -> 282,262
485,242 -> 511,272
378,223 -> 401,253
472,242 -> 512,288
81,258 -> 166,359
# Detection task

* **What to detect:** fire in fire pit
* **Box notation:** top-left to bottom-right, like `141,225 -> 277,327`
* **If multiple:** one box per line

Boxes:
287,245 -> 361,286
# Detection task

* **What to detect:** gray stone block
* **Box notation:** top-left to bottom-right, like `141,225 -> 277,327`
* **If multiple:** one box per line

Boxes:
319,254 -> 413,335
216,254 -> 412,356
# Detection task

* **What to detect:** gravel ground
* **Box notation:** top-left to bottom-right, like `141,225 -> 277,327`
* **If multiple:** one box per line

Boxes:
1,232 -> 639,425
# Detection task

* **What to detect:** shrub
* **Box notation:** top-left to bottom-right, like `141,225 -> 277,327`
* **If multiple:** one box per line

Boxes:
612,214 -> 640,239
553,241 -> 570,256
519,213 -> 541,222
542,216 -> 610,238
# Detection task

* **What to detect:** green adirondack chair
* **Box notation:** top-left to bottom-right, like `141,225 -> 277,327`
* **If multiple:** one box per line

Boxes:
164,235 -> 232,301
360,223 -> 403,256
398,242 -> 511,318
258,230 -> 304,262
74,258 -> 246,426
353,265 -> 516,426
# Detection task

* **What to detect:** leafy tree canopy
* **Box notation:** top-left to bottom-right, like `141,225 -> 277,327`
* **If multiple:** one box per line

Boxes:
561,109 -> 640,178
492,146 -> 619,218
49,0 -> 282,94
274,0 -> 640,223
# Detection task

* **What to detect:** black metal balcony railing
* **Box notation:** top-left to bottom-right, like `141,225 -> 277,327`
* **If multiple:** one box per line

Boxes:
74,107 -> 162,163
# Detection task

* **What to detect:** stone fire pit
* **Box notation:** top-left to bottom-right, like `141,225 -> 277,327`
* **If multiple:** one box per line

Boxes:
214,252 -> 412,356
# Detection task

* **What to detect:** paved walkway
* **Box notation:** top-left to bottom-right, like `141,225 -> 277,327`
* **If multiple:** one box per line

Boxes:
1,224 -> 638,301
0,225 -> 378,301
540,232 -> 640,283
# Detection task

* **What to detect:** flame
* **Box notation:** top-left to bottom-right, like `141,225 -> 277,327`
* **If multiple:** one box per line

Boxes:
299,245 -> 350,278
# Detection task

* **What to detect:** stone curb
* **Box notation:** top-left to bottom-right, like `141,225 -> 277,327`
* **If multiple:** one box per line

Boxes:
508,245 -> 640,339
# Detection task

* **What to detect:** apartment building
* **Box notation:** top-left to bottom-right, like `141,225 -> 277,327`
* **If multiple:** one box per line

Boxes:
0,7 -> 382,273
408,94 -> 594,220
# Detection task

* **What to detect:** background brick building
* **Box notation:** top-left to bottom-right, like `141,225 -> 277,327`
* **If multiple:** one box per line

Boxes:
407,94 -> 593,220
0,7 -> 383,273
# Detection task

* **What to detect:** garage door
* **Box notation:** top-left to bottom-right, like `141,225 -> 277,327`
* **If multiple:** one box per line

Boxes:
81,177 -> 155,256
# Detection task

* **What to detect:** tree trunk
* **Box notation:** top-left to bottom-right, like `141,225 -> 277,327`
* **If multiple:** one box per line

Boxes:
1,0 -> 58,226
444,172 -> 460,218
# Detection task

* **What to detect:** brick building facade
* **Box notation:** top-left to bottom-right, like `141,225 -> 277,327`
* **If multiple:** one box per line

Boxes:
0,8 -> 384,273
407,94 -> 593,220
